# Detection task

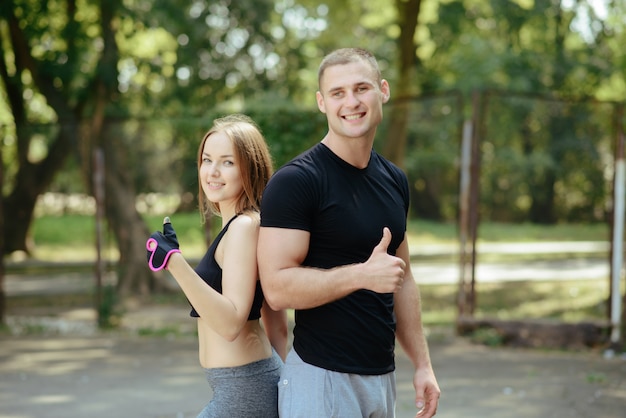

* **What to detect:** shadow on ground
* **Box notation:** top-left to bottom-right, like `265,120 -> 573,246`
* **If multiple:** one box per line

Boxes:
1,303 -> 625,418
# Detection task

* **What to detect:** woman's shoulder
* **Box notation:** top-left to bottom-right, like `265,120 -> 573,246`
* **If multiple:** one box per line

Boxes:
220,212 -> 259,250
230,211 -> 260,232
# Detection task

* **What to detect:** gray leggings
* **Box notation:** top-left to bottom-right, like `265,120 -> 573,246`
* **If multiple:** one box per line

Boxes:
197,351 -> 283,418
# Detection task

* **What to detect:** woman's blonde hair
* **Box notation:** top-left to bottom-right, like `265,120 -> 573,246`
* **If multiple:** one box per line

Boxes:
197,114 -> 273,221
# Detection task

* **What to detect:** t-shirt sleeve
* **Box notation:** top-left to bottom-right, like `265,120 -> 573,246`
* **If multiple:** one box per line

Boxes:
260,164 -> 316,231
399,170 -> 410,217
388,159 -> 410,218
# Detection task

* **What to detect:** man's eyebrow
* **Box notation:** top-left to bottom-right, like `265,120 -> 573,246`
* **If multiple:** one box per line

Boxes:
327,81 -> 371,92
327,86 -> 344,94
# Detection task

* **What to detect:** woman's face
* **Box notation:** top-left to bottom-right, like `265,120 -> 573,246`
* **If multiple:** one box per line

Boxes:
199,131 -> 243,214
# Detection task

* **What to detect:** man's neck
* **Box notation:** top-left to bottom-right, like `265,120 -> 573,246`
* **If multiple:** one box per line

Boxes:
321,134 -> 373,169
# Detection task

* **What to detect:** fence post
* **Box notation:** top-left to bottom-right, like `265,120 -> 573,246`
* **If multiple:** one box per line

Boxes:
609,104 -> 625,351
93,148 -> 105,327
458,119 -> 473,317
457,90 -> 484,321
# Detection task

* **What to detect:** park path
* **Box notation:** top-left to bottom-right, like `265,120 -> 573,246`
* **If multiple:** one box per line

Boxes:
1,306 -> 625,418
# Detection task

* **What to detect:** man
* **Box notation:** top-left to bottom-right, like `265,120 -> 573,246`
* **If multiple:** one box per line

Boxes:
258,47 -> 440,417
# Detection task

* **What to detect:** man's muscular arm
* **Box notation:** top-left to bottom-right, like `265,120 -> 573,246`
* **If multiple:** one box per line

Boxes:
394,235 -> 440,417
258,227 -> 405,310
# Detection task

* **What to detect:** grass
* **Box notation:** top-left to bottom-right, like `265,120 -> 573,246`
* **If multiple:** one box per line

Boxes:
418,279 -> 610,326
26,213 -> 611,261
467,221 -> 609,242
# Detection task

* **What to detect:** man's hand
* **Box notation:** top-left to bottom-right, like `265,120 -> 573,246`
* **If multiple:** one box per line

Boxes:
146,216 -> 181,271
361,227 -> 406,293
414,366 -> 440,417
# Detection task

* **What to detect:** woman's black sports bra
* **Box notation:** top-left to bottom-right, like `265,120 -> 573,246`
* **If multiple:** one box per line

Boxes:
190,215 -> 264,320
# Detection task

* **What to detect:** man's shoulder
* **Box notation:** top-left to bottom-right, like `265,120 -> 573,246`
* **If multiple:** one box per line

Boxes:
274,144 -> 326,175
371,150 -> 405,175
290,142 -> 325,163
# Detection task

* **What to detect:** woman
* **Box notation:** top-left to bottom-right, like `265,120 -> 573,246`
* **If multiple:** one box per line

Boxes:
146,114 -> 287,417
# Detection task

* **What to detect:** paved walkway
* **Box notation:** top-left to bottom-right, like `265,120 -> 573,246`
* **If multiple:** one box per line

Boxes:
409,241 -> 611,284
1,311 -> 625,418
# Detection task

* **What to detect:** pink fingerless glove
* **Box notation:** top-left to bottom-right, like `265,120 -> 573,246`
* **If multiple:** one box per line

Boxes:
146,217 -> 181,271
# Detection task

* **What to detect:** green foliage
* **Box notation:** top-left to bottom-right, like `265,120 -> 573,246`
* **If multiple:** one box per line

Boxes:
3,0 -> 625,296
4,0 -> 624,212
481,94 -> 613,223
424,0 -> 622,98
106,0 -> 285,115
132,106 -> 327,204
469,327 -> 504,347
245,105 -> 327,168
379,94 -> 463,220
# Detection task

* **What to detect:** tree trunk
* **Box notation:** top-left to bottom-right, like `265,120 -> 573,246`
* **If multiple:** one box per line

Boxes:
0,3 -> 80,254
100,131 -> 174,298
383,0 -> 423,168
90,0 -> 171,301
0,136 -> 5,325
3,125 -> 75,253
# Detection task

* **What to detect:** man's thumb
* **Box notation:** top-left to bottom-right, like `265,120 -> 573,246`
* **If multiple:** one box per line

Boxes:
375,227 -> 392,253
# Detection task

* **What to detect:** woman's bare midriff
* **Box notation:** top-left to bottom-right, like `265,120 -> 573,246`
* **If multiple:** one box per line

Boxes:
197,318 -> 273,369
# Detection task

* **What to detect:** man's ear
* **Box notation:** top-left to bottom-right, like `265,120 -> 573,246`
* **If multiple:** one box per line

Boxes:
316,91 -> 327,114
380,79 -> 390,104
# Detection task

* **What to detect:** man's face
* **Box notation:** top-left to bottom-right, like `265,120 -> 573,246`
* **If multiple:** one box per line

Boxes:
316,60 -> 390,141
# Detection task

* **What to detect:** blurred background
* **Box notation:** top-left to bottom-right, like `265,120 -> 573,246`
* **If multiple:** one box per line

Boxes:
1,0 -> 625,346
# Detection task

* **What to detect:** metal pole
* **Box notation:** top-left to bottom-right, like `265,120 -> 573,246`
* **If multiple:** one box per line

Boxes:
609,107 -> 625,350
468,91 -> 485,315
458,119 -> 472,317
93,148 -> 105,326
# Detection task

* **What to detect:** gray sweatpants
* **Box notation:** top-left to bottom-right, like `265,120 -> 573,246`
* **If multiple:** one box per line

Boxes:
197,350 -> 283,418
278,349 -> 396,417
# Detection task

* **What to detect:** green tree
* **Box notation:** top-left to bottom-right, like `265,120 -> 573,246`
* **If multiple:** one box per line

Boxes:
411,0 -> 621,222
0,0 -> 285,312
382,0 -> 423,167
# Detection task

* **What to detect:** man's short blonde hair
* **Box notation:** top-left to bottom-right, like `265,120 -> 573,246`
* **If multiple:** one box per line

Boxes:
317,48 -> 382,89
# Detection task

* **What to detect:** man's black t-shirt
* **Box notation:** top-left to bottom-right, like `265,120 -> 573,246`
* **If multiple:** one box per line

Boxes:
260,143 -> 409,375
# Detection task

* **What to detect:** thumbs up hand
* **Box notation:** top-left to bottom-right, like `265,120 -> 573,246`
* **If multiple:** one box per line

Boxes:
361,227 -> 406,294
146,216 -> 181,271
